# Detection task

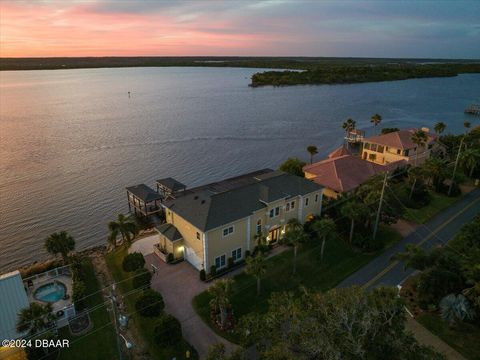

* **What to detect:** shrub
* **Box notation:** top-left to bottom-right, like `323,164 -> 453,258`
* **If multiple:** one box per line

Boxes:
210,265 -> 217,276
154,314 -> 182,346
132,268 -> 152,290
72,280 -> 86,310
135,289 -> 164,317
227,257 -> 234,269
166,253 -> 174,263
245,250 -> 251,258
199,269 -> 206,281
122,252 -> 145,272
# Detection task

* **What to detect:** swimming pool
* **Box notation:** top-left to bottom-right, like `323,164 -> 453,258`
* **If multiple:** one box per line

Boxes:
34,281 -> 66,303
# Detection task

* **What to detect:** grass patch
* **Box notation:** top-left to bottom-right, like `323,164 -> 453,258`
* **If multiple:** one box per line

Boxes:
417,313 -> 480,360
403,192 -> 462,224
193,234 -> 386,343
58,258 -> 117,360
105,247 -> 196,360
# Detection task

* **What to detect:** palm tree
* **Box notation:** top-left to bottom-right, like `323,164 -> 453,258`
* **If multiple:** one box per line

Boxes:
312,218 -> 336,262
208,279 -> 234,328
460,148 -> 480,177
423,157 -> 447,190
410,129 -> 428,166
281,219 -> 307,274
407,165 -> 426,200
44,231 -> 75,263
17,303 -> 55,336
342,118 -> 356,150
434,121 -> 446,135
245,255 -> 267,296
440,294 -> 475,327
108,213 -> 137,247
370,114 -> 382,134
307,145 -> 318,164
340,201 -> 369,244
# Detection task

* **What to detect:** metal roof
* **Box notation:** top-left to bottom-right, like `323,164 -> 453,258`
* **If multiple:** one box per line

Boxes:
126,184 -> 162,202
156,177 -> 186,192
0,271 -> 29,340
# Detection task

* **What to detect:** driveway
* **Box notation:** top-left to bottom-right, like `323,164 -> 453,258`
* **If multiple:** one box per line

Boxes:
145,254 -> 236,359
129,234 -> 159,256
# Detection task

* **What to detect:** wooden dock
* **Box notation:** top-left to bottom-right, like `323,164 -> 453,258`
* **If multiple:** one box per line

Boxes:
465,104 -> 480,115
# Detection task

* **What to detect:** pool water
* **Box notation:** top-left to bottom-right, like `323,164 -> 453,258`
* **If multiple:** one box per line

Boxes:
34,282 -> 66,303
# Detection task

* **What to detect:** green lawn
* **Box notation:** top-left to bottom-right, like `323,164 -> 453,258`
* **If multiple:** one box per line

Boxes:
403,192 -> 462,224
58,258 -> 118,360
193,232 -> 394,343
105,247 -> 196,360
418,313 -> 480,360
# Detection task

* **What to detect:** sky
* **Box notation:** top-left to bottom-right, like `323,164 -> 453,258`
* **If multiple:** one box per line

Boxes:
1,0 -> 479,59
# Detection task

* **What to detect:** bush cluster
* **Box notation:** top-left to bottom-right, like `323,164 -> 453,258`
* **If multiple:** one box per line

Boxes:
132,268 -> 152,290
154,314 -> 182,346
122,252 -> 145,272
135,289 -> 164,317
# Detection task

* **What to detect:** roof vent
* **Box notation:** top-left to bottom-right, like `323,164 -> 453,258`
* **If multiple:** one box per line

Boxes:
201,200 -> 205,204
194,195 -> 199,200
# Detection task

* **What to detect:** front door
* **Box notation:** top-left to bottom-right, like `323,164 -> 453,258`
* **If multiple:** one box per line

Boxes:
268,227 -> 281,244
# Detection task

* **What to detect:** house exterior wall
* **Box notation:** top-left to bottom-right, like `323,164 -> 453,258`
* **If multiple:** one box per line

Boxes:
205,217 -> 249,272
164,209 -> 204,270
165,188 -> 323,274
361,142 -> 434,166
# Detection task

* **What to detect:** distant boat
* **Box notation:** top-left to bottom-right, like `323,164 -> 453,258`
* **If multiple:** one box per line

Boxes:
464,104 -> 480,115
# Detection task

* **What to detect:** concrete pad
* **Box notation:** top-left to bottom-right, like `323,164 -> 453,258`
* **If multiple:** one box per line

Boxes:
129,234 -> 159,256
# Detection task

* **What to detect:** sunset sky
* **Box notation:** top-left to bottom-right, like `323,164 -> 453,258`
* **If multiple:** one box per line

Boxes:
1,0 -> 479,58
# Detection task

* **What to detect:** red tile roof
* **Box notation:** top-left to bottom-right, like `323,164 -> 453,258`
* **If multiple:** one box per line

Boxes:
363,129 -> 437,150
328,145 -> 353,158
303,155 -> 405,193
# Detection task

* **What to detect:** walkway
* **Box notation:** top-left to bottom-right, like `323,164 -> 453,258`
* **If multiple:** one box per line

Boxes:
405,317 -> 466,360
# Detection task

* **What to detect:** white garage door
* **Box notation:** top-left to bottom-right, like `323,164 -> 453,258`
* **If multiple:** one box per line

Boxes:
184,246 -> 203,270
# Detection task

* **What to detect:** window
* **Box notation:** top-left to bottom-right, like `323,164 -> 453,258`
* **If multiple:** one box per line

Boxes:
232,248 -> 242,261
215,255 -> 226,269
222,226 -> 234,237
256,220 -> 262,234
405,149 -> 410,156
270,207 -> 280,217
364,143 -> 370,150
286,202 -> 290,211
377,145 -> 384,153
397,149 -> 401,155
196,232 -> 200,240
305,197 -> 309,206
290,201 -> 295,209
315,194 -> 319,202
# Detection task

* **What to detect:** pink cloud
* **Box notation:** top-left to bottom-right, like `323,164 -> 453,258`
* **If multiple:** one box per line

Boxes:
0,1 -> 283,57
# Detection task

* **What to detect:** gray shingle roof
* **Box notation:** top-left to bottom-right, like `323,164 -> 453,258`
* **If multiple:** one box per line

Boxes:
163,171 -> 322,232
155,223 -> 183,241
126,184 -> 162,202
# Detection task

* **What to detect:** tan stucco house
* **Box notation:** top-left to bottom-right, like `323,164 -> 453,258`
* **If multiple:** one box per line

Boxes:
155,169 -> 323,273
361,128 -> 439,166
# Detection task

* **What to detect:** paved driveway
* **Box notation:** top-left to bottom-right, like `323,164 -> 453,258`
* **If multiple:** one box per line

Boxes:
145,254 -> 235,359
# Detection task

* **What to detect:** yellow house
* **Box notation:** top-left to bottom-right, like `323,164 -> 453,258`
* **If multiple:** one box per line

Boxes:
156,169 -> 323,273
361,128 -> 439,166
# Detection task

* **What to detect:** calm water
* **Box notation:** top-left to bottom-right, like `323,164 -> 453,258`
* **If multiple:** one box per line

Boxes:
0,67 -> 479,272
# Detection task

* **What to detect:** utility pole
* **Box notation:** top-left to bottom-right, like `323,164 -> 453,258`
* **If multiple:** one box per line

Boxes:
110,285 -> 123,360
373,171 -> 389,241
448,137 -> 464,196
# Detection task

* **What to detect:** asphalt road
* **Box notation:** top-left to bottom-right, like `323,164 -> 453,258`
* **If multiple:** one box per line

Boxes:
337,188 -> 480,289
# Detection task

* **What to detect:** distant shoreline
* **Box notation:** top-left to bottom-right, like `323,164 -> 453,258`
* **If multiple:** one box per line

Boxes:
1,56 -> 480,87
